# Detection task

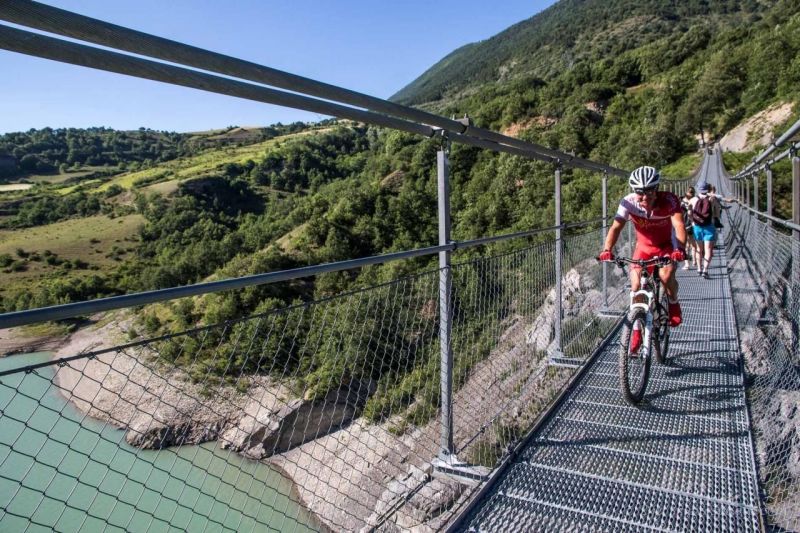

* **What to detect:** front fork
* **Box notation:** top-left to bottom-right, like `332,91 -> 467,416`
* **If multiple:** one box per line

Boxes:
643,311 -> 654,358
630,289 -> 655,357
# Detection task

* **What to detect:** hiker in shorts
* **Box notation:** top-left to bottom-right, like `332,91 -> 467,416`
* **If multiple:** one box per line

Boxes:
689,183 -> 716,279
680,186 -> 696,270
707,184 -> 737,241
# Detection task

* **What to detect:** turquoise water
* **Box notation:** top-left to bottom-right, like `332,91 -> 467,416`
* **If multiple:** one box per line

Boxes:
0,352 -> 318,532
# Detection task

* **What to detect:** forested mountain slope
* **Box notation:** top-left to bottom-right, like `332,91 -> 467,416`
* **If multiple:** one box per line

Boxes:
2,0 -> 799,328
394,0 -> 769,106
393,0 -> 799,167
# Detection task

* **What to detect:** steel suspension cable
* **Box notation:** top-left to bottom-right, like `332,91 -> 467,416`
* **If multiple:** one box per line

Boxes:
0,0 -> 625,176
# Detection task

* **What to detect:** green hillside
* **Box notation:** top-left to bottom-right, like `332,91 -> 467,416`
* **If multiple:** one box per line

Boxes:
2,0 -> 799,314
2,0 -> 799,406
392,0 -> 799,169
393,0 -> 768,107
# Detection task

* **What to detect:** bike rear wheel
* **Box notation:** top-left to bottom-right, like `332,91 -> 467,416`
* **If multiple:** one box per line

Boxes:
654,291 -> 671,364
619,309 -> 652,404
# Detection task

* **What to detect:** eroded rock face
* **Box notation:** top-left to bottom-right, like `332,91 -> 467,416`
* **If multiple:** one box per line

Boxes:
225,379 -> 377,459
365,465 -> 466,532
739,326 -> 771,377
127,418 -> 226,448
753,387 -> 800,532
526,264 -> 611,352
755,390 -> 800,476
54,342 -> 243,450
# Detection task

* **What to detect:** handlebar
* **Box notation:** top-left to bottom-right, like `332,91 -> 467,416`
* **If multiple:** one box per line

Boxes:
598,256 -> 674,268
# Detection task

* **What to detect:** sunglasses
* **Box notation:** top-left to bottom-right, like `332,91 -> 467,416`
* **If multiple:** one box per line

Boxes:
633,187 -> 658,196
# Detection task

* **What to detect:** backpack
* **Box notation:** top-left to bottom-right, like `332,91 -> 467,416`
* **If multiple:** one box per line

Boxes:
692,197 -> 712,226
680,199 -> 692,227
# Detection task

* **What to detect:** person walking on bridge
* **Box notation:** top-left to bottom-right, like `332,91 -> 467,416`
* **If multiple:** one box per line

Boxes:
689,182 -> 716,279
681,186 -> 697,270
598,166 -> 687,353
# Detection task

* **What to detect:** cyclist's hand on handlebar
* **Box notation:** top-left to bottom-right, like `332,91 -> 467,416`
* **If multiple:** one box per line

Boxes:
669,248 -> 686,262
597,250 -> 614,262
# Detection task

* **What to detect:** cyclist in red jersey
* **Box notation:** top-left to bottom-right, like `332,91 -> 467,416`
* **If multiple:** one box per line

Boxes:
598,166 -> 687,352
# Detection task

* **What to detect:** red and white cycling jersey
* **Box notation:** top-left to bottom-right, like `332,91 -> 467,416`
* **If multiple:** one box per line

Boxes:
615,191 -> 681,251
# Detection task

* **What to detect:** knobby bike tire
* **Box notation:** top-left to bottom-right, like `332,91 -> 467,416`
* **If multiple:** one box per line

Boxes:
654,290 -> 671,364
619,308 -> 652,404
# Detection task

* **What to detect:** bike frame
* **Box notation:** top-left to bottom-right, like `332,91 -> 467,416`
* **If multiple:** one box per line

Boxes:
629,269 -> 660,356
615,256 -> 672,355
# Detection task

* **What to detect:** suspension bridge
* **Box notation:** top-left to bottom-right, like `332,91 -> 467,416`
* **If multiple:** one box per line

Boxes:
0,2 -> 798,531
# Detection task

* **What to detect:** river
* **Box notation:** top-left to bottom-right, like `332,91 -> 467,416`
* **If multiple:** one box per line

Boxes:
0,352 -> 319,532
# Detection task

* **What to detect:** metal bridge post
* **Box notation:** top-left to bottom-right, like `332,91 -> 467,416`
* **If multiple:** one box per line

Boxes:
602,172 -> 608,309
766,165 -> 773,225
437,139 -> 454,458
746,179 -> 751,209
793,155 -> 800,243
432,128 -> 488,482
753,173 -> 759,214
598,172 -> 621,319
552,163 -> 564,360
793,155 -> 800,354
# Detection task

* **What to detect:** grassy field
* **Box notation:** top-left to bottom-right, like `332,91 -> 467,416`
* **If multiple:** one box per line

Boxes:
142,179 -> 182,196
92,139 -> 276,192
0,214 -> 144,293
56,179 -> 103,195
91,128 -> 330,193
25,169 -> 100,184
0,184 -> 33,192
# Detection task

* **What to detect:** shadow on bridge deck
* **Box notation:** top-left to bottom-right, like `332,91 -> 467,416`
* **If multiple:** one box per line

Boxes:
454,239 -> 763,532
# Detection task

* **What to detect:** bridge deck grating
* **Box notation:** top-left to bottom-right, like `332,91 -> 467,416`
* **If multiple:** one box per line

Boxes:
455,240 -> 762,532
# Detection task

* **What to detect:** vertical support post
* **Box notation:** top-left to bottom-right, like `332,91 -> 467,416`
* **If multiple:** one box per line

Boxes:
437,141 -> 453,458
601,172 -> 609,310
766,165 -> 773,224
793,155 -> 800,242
753,173 -> 760,214
552,163 -> 563,359
746,179 -> 751,209
792,155 -> 800,353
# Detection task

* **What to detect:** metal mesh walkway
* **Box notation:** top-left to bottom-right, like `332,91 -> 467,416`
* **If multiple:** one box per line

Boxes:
455,240 -> 763,531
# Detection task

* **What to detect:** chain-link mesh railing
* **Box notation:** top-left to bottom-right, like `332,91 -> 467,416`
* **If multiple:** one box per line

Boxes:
0,226 -> 634,532
722,194 -> 800,531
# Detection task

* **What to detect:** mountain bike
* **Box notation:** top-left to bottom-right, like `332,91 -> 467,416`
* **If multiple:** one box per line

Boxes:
603,256 -> 673,404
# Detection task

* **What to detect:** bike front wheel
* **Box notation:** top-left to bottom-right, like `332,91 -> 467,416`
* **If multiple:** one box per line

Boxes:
619,309 -> 652,404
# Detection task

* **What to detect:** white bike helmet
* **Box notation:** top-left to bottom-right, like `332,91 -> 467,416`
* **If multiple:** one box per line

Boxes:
629,166 -> 660,190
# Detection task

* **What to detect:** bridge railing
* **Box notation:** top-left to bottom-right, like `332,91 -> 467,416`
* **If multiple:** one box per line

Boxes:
0,223 -> 633,531
721,129 -> 800,531
0,3 -> 642,530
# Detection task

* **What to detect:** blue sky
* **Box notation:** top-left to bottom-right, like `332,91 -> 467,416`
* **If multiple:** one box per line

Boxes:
0,0 -> 557,134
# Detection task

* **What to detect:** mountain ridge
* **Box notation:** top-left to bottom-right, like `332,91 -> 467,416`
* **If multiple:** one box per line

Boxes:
391,0 -> 766,107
